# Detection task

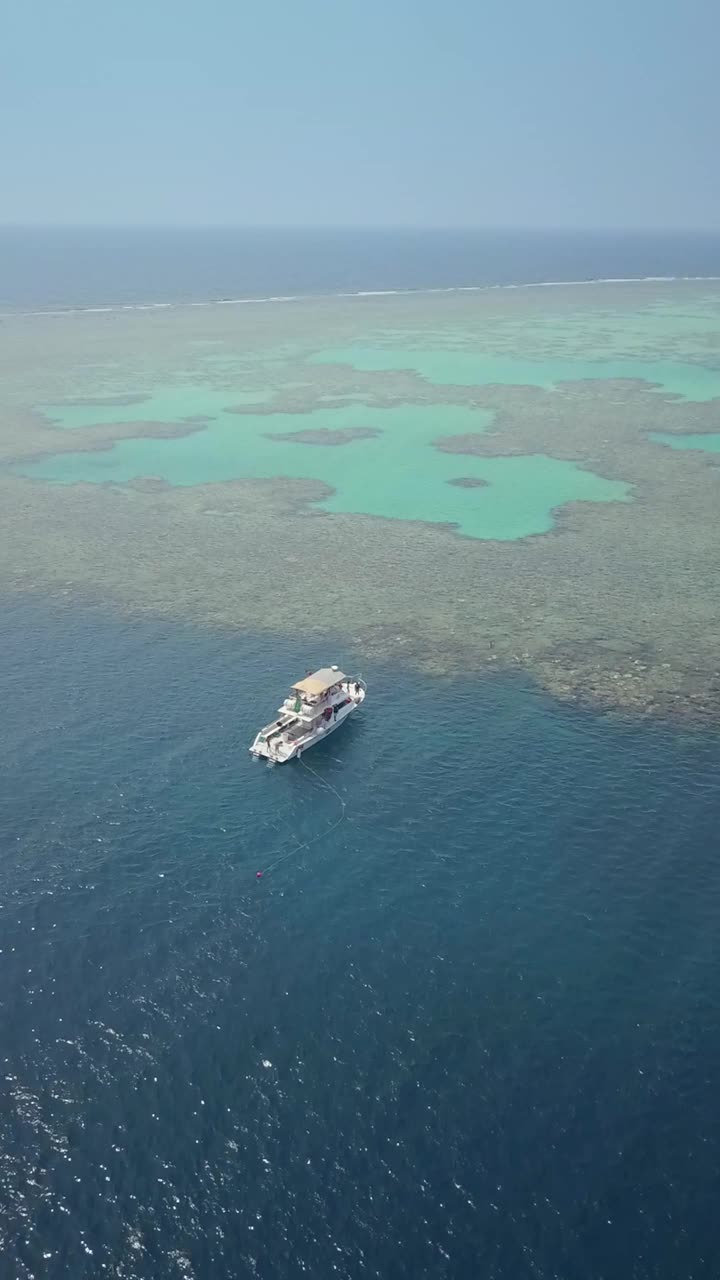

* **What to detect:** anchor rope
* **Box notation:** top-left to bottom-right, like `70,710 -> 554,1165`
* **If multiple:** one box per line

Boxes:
257,755 -> 346,878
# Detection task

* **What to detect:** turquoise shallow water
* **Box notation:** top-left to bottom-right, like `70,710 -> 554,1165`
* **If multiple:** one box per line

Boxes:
2,596 -> 719,1279
310,347 -> 720,401
14,399 -> 631,541
648,431 -> 720,452
11,325 -> 720,539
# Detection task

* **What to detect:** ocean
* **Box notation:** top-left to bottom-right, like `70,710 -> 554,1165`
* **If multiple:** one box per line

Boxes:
2,230 -> 720,1278
2,226 -> 720,311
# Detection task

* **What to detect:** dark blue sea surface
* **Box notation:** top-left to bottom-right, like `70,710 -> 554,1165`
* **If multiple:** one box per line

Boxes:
2,227 -> 720,311
1,596 -> 719,1278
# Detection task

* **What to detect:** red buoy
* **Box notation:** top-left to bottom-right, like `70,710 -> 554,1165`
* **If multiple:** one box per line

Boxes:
256,871 -> 264,879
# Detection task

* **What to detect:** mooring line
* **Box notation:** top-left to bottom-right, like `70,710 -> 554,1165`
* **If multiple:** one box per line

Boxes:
256,755 -> 346,879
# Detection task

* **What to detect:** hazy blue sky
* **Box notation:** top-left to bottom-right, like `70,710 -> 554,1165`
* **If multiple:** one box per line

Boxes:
3,0 -> 718,227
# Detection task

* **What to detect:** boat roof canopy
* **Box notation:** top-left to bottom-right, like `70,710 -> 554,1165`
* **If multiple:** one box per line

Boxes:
292,667 -> 346,696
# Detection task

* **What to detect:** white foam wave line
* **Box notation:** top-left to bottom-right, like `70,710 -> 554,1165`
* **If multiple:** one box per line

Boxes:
5,274 -> 720,319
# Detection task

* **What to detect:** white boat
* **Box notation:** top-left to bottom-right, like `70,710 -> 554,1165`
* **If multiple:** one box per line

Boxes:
249,666 -> 367,763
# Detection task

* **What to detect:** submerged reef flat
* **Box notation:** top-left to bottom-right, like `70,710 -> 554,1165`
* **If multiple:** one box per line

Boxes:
263,426 -> 381,446
1,281 -> 720,721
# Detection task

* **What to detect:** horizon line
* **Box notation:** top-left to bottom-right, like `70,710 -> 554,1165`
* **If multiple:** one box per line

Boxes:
1,222 -> 720,235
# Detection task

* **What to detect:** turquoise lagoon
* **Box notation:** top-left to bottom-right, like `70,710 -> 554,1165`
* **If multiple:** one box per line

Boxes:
14,395 -> 630,542
16,333 -> 720,540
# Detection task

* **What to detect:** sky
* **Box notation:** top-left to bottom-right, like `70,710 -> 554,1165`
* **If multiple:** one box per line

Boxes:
2,0 -> 718,228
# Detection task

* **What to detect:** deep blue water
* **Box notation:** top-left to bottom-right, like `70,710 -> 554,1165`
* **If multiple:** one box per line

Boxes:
2,227 -> 720,310
1,595 -> 719,1278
